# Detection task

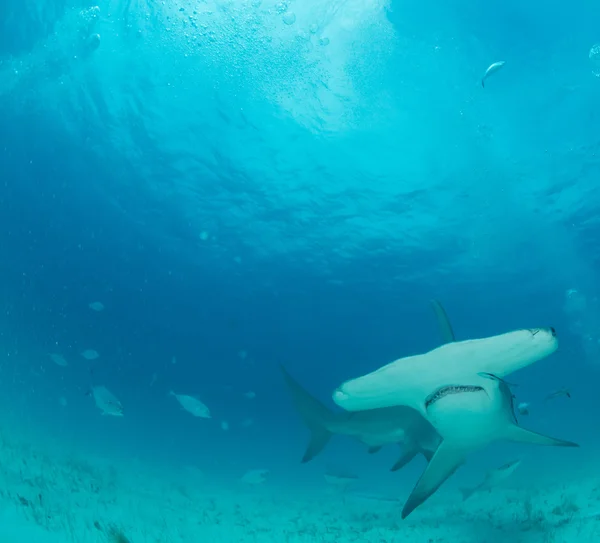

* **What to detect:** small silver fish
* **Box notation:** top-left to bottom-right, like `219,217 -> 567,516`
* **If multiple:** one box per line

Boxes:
88,301 -> 104,312
49,353 -> 68,367
482,61 -> 506,88
81,349 -> 99,360
89,385 -> 123,416
517,402 -> 530,415
170,391 -> 211,418
460,459 -> 521,500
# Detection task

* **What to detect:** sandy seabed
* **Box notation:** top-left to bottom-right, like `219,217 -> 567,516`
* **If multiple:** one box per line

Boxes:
0,428 -> 598,543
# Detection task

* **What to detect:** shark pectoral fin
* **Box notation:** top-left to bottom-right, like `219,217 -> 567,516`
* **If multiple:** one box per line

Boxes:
368,446 -> 383,454
390,449 -> 418,472
504,425 -> 579,448
401,441 -> 465,519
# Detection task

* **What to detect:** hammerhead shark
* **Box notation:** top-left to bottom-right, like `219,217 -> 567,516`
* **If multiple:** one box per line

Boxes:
332,325 -> 579,518
281,300 -> 455,471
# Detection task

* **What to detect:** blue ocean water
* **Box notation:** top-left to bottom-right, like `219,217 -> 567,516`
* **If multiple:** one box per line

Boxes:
1,0 -> 600,541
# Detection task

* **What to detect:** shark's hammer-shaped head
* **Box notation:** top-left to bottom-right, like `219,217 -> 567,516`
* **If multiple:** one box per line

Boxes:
332,327 -> 558,414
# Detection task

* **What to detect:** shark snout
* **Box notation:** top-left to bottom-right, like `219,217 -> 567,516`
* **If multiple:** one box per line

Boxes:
333,387 -> 362,411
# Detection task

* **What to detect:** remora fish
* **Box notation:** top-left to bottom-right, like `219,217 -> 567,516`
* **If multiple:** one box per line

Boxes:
481,61 -> 506,87
459,458 -> 522,501
545,387 -> 571,401
281,299 -> 455,469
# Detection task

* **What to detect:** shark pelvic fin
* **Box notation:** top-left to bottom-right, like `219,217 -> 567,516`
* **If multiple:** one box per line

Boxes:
390,449 -> 418,472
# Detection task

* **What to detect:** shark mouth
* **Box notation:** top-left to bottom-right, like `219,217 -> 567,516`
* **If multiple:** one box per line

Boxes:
425,385 -> 485,409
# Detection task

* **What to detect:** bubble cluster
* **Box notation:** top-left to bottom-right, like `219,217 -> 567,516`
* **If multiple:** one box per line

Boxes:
589,44 -> 600,77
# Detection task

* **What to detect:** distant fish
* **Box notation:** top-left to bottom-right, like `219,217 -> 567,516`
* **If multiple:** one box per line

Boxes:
59,396 -> 68,407
545,388 -> 571,401
81,349 -> 99,360
244,391 -> 256,400
241,418 -> 254,428
88,301 -> 104,312
49,353 -> 68,367
241,469 -> 269,485
481,61 -> 506,88
89,385 -> 123,416
324,466 -> 359,490
170,391 -> 211,418
221,421 -> 230,431
517,402 -> 530,415
460,459 -> 522,501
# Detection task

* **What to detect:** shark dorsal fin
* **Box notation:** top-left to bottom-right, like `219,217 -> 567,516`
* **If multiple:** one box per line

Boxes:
430,299 -> 455,344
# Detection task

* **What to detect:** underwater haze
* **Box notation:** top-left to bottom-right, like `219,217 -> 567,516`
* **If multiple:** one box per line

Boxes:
1,0 -> 600,541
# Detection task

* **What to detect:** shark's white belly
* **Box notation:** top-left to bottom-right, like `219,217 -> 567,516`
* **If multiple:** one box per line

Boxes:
425,383 -> 508,450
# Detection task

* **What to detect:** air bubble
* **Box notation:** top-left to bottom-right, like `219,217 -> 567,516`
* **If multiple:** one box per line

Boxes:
282,11 -> 296,25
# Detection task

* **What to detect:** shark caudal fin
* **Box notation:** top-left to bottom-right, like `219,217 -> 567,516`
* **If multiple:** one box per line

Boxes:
279,364 -> 336,463
504,424 -> 579,448
430,299 -> 456,344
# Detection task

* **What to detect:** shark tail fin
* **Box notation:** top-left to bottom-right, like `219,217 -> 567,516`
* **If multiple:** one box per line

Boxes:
279,364 -> 335,463
504,425 -> 579,448
430,299 -> 456,344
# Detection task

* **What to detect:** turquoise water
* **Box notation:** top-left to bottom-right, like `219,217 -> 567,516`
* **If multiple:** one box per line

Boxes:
0,0 -> 599,541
